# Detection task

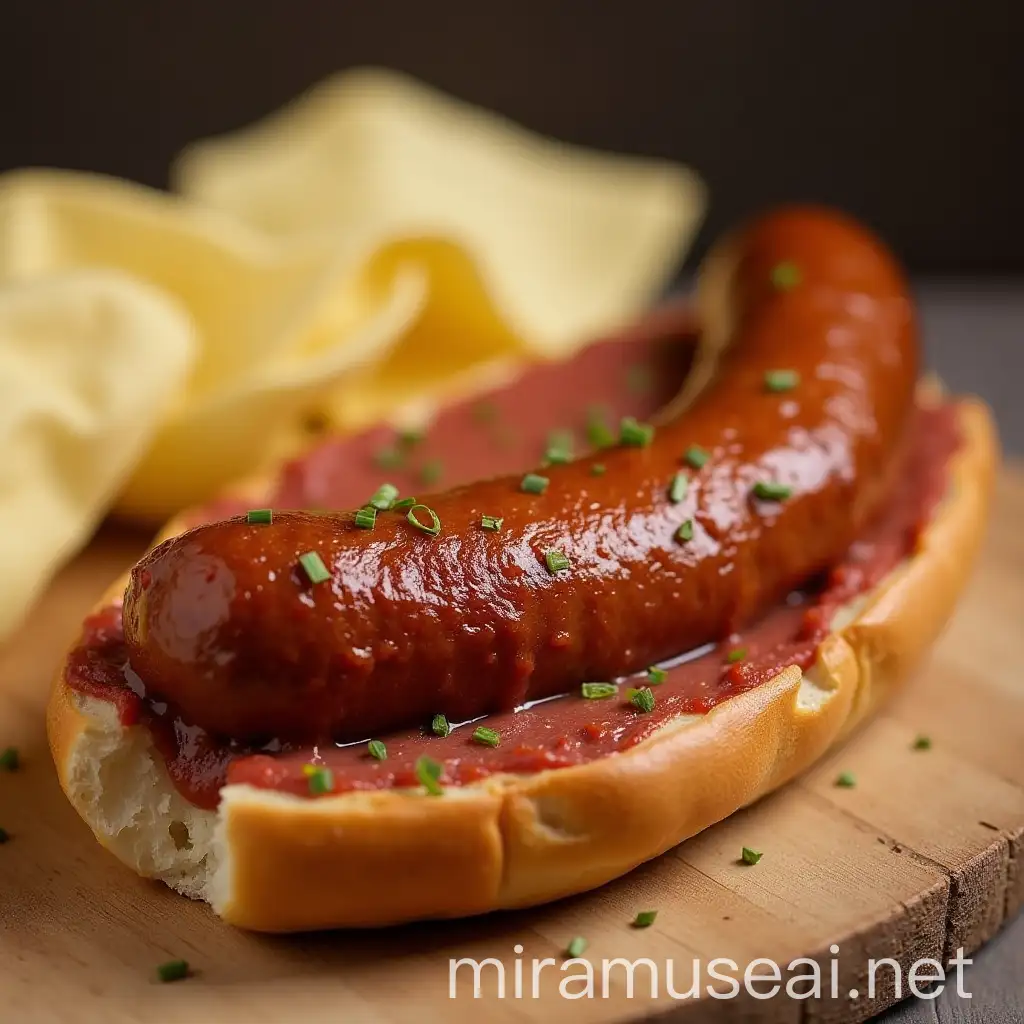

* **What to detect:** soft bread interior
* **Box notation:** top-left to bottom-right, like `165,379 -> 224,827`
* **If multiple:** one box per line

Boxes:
66,695 -> 220,901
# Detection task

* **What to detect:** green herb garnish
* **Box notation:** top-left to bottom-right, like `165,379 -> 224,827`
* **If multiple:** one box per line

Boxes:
480,514 -> 504,532
472,726 -> 501,748
676,519 -> 694,542
374,446 -> 404,470
771,261 -> 801,290
353,506 -> 377,530
392,496 -> 417,511
741,847 -> 763,865
305,765 -> 334,794
520,473 -> 549,495
581,682 -> 618,699
545,429 -> 574,464
419,459 -> 443,487
156,960 -> 190,983
753,481 -> 793,502
629,687 -> 656,713
406,504 -> 441,536
619,416 -> 655,447
726,647 -> 747,663
586,406 -> 615,448
669,472 -> 688,504
633,910 -> 658,928
398,427 -> 424,448
368,482 -> 399,511
764,369 -> 800,393
683,445 -> 709,469
431,714 -> 451,737
590,463 -> 606,476
647,666 -> 667,685
245,508 -> 273,525
913,735 -> 932,751
835,771 -> 856,788
545,550 -> 570,574
367,740 -> 387,761
0,747 -> 19,772
565,936 -> 588,958
298,551 -> 331,585
415,756 -> 444,795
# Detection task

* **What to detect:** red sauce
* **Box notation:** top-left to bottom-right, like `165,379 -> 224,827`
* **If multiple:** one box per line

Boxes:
64,310 -> 959,809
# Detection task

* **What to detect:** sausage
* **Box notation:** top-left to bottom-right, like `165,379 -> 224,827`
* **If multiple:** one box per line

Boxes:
122,207 -> 918,743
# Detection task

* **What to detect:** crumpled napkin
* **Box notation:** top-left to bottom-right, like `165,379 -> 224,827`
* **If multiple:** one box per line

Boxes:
0,66 -> 705,640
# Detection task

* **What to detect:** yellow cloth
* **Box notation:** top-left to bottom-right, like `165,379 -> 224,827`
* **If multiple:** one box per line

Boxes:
0,67 -> 705,639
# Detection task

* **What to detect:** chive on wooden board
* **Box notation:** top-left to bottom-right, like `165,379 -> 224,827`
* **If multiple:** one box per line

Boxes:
2,469 -> 1022,1024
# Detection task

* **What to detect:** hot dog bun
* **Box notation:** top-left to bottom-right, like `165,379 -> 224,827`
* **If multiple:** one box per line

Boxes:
47,393 -> 995,932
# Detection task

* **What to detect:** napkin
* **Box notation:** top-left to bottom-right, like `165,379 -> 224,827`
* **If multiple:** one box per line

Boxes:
0,67 -> 705,639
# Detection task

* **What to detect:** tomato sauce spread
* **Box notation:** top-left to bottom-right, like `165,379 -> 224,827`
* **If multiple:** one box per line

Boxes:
65,309 -> 960,809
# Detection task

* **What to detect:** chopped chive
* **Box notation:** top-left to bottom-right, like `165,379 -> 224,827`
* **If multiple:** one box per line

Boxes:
472,400 -> 498,423
586,406 -> 616,448
367,740 -> 387,761
419,459 -> 443,487
647,666 -> 667,685
415,755 -> 444,795
156,959 -> 190,983
683,445 -> 710,469
374,446 -> 404,470
620,416 -> 655,447
545,550 -> 570,574
472,726 -> 500,748
581,682 -> 618,699
368,482 -> 399,511
629,687 -> 656,713
753,480 -> 793,502
627,363 -> 653,394
835,771 -> 856,788
726,647 -> 748,664
590,463 -> 606,476
633,910 -> 658,928
353,505 -> 377,530
545,429 -> 574,464
912,734 -> 932,751
764,369 -> 800,393
398,427 -> 424,448
298,551 -> 331,585
565,936 -> 588,959
431,714 -> 451,737
392,496 -> 417,511
0,827 -> 9,844
306,765 -> 334,795
771,261 -> 801,290
669,472 -> 689,504
520,472 -> 549,495
676,519 -> 694,542
480,514 -> 504,532
0,747 -> 19,772
245,508 -> 273,525
407,504 -> 441,536
741,847 -> 763,865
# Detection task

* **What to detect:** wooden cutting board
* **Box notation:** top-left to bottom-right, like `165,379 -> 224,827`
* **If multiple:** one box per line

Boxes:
2,468 -> 1022,1024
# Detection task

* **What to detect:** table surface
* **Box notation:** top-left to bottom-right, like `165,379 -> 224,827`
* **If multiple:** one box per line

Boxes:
881,279 -> 1024,1023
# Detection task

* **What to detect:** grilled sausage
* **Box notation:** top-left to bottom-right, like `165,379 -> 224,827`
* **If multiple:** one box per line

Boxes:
122,206 -> 918,742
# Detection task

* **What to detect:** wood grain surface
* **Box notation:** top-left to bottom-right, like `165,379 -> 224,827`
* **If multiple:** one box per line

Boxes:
2,468 -> 1022,1024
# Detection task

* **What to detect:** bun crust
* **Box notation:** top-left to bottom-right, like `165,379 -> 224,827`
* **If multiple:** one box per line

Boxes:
47,391 -> 997,931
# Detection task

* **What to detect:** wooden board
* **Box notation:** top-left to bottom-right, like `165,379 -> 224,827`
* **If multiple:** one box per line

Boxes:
2,468 -> 1023,1024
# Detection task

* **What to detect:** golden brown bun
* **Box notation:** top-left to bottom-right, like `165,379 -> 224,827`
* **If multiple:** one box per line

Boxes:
47,385 -> 997,931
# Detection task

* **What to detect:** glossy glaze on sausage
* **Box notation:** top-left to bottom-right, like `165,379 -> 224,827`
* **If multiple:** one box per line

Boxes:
123,207 -> 919,743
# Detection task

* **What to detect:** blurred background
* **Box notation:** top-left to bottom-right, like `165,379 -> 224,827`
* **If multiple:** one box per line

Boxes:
2,0 -> 1022,275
